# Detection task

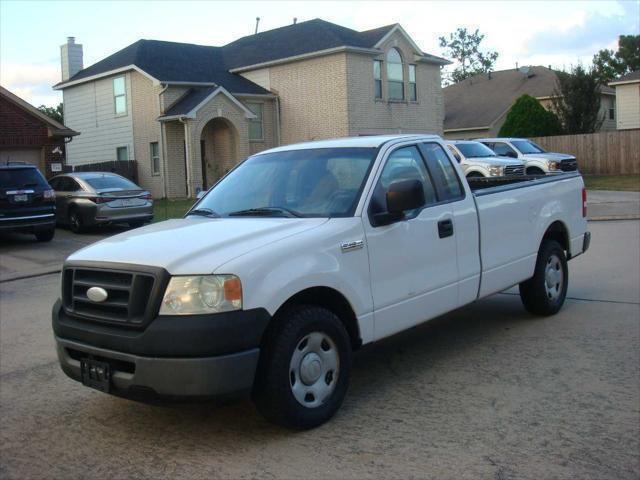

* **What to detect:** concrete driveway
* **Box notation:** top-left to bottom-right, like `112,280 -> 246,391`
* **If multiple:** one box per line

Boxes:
0,220 -> 638,479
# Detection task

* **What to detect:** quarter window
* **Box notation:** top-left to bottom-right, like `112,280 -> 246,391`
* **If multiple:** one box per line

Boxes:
421,143 -> 463,201
409,65 -> 417,101
373,60 -> 383,99
150,142 -> 160,175
386,48 -> 404,100
116,146 -> 129,161
247,103 -> 263,141
113,76 -> 127,115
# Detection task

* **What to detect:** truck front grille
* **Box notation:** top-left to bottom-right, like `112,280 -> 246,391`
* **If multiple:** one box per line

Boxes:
504,165 -> 525,176
560,159 -> 578,171
62,265 -> 168,327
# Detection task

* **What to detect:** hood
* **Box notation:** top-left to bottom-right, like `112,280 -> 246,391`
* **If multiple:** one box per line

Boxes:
465,155 -> 523,167
521,152 -> 575,161
67,217 -> 328,274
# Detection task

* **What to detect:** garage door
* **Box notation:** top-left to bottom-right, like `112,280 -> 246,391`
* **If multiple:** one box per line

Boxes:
0,149 -> 43,169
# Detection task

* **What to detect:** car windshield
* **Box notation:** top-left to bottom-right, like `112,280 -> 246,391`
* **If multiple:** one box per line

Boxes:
0,168 -> 48,189
455,142 -> 497,158
83,174 -> 139,191
512,140 -> 546,154
194,147 -> 377,217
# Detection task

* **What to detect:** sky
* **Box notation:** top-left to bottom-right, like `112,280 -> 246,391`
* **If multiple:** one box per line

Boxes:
1,0 -> 638,107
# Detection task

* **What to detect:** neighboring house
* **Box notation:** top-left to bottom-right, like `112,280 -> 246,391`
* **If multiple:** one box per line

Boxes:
54,20 -> 449,198
0,86 -> 78,177
443,66 -> 617,139
609,71 -> 640,130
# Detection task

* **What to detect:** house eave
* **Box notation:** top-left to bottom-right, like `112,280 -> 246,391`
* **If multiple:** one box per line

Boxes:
444,126 -> 491,133
609,79 -> 640,87
158,86 -> 258,121
54,65 -> 160,90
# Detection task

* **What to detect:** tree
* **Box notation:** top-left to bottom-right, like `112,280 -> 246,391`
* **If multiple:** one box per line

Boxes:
498,95 -> 562,137
439,28 -> 499,84
37,103 -> 63,124
592,35 -> 640,84
551,65 -> 603,134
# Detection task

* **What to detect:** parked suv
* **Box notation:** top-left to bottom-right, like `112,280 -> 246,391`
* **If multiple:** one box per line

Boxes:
446,140 -> 525,178
0,163 -> 56,241
477,138 -> 578,175
49,172 -> 153,233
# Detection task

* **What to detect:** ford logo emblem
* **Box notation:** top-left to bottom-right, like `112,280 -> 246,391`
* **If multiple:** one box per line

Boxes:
86,287 -> 108,303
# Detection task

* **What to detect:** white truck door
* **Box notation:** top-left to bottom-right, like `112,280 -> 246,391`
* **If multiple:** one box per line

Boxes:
363,144 -> 460,340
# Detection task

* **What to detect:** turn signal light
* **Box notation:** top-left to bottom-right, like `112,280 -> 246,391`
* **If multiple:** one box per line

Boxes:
88,196 -> 110,204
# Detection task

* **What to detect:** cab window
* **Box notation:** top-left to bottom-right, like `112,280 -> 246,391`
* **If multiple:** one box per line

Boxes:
421,143 -> 464,201
491,142 -> 517,158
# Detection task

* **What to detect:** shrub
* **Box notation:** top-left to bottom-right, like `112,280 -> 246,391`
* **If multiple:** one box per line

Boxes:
499,94 -> 563,137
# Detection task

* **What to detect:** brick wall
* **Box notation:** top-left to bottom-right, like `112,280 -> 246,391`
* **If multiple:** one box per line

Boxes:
0,96 -> 49,148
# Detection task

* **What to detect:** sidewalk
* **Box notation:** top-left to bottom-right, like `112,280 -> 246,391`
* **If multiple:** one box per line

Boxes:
587,190 -> 640,221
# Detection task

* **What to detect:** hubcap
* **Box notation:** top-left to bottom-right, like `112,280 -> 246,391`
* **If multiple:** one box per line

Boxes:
289,331 -> 339,408
544,254 -> 564,301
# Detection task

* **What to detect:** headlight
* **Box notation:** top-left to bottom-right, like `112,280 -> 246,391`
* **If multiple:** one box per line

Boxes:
489,166 -> 504,176
548,161 -> 560,171
159,275 -> 242,315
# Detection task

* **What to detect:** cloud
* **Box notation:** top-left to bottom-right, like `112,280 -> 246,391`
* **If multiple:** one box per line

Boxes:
526,0 -> 639,56
0,62 -> 62,106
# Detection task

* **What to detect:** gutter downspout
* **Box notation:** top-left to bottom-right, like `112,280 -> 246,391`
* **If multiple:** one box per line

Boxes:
275,95 -> 282,146
158,83 -> 169,198
178,116 -> 192,198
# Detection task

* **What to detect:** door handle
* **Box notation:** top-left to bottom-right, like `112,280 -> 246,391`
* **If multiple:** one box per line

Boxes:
438,219 -> 454,238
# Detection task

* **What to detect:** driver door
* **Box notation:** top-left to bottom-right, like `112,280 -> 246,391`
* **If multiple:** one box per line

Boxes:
363,144 -> 460,340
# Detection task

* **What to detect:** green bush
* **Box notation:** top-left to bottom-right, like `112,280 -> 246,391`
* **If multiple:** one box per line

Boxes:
499,94 -> 563,137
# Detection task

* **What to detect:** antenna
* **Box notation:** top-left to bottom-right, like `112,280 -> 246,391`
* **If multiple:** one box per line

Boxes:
255,17 -> 260,34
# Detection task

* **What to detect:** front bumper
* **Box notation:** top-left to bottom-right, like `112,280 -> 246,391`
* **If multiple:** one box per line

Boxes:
52,300 -> 271,398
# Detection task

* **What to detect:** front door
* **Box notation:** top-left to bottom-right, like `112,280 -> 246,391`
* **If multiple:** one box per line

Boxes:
363,144 -> 460,340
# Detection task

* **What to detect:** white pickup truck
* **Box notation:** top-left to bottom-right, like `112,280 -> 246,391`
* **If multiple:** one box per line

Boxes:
52,134 -> 590,429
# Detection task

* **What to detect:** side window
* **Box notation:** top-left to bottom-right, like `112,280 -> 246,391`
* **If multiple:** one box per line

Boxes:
48,177 -> 61,190
492,142 -> 517,157
421,143 -> 464,201
373,60 -> 383,99
67,178 -> 82,192
370,145 -> 437,217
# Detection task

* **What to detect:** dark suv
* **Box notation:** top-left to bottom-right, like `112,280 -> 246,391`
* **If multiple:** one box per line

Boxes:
0,163 -> 56,241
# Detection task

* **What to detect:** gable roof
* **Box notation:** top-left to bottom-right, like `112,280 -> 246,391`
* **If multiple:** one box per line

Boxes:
158,85 -> 257,120
444,66 -> 615,131
610,71 -> 640,86
55,19 -> 447,92
0,85 -> 78,137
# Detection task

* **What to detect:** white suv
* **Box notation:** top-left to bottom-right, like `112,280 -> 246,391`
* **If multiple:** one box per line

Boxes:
478,138 -> 578,175
446,140 -> 525,178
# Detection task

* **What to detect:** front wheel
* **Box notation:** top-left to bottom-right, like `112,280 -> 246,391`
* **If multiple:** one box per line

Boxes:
519,240 -> 568,315
253,305 -> 352,429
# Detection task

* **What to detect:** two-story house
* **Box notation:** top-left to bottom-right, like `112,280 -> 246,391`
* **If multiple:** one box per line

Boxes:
54,19 -> 449,198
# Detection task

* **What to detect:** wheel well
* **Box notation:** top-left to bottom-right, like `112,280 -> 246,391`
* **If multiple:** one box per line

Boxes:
542,221 -> 569,253
466,171 -> 484,178
275,287 -> 362,350
527,166 -> 545,175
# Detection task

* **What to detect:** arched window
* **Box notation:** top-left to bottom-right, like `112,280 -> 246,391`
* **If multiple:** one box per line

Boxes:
386,48 -> 404,100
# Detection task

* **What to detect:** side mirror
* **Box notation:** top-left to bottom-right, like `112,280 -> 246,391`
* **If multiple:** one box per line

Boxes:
373,179 -> 425,226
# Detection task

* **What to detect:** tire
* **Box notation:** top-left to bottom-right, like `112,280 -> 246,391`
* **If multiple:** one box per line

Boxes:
519,240 -> 568,316
253,305 -> 352,429
466,172 -> 485,178
527,167 -> 545,176
35,228 -> 55,242
68,208 -> 84,234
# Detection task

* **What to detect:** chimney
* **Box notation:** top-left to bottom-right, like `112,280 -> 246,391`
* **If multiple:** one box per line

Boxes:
60,36 -> 83,81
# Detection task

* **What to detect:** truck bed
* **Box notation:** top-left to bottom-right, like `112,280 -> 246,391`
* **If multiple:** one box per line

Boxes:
466,173 -> 580,193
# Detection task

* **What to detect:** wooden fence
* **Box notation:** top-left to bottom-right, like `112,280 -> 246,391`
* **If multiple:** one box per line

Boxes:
530,129 -> 640,175
63,160 -> 139,183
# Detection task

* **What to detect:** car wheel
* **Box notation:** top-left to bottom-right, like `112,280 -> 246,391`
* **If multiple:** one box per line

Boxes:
253,305 -> 352,429
527,167 -> 545,176
519,240 -> 568,316
466,172 -> 485,178
35,228 -> 55,242
68,209 -> 84,234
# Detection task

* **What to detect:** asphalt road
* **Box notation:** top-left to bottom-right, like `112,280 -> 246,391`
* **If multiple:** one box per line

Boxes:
0,221 -> 639,479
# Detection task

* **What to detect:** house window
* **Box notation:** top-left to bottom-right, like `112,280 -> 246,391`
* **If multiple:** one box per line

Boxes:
116,146 -> 128,161
386,48 -> 404,100
409,65 -> 417,101
150,142 -> 160,175
609,107 -> 615,120
248,103 -> 263,140
113,76 -> 127,115
373,60 -> 382,99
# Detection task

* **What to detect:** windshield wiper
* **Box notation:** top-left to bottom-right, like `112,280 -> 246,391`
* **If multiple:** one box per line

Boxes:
186,208 -> 220,218
228,207 -> 303,218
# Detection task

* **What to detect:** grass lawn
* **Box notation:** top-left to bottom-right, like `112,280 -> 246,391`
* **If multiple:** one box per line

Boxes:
582,175 -> 640,192
153,198 -> 197,222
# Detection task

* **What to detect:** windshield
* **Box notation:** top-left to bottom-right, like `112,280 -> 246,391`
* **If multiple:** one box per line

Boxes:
511,140 -> 545,154
0,168 -> 48,189
194,147 -> 377,217
83,175 -> 139,191
455,142 -> 496,158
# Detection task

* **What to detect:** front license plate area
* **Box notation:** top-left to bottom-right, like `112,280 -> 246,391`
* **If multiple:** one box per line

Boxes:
81,358 -> 111,392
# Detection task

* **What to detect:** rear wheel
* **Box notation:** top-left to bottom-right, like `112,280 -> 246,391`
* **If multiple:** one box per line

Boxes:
68,209 -> 84,234
253,305 -> 351,429
34,228 -> 55,242
519,240 -> 568,315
